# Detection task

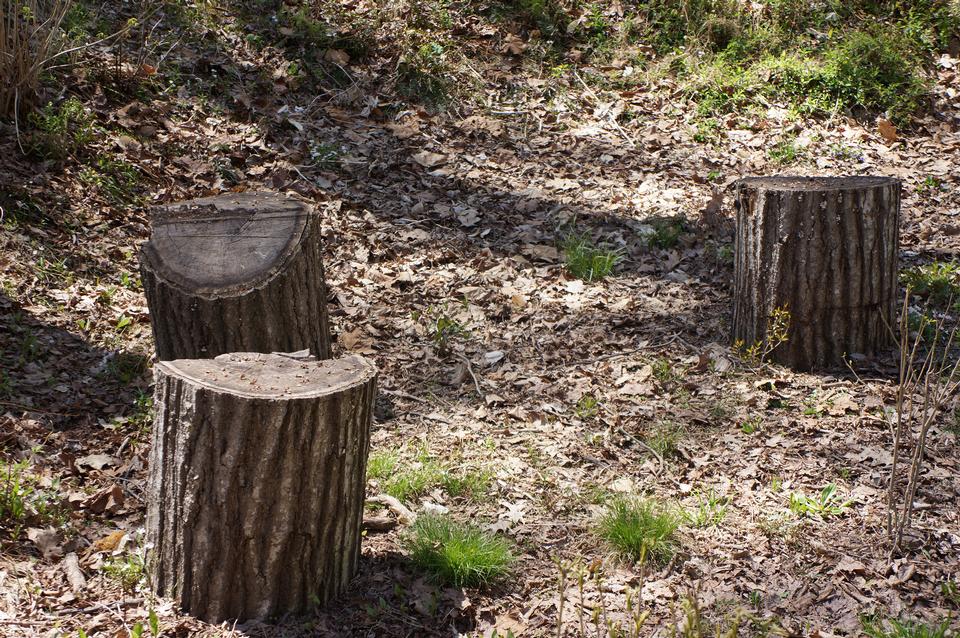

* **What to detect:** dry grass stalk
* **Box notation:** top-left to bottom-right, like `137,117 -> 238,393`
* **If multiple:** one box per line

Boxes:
0,0 -> 72,118
886,289 -> 960,553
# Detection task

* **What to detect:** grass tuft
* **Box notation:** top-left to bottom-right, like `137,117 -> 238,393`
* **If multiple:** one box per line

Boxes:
404,514 -> 514,588
562,233 -> 622,282
597,496 -> 680,564
862,616 -> 954,638
367,447 -> 490,503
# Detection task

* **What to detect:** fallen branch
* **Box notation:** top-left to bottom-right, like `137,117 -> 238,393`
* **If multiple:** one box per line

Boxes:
367,494 -> 417,525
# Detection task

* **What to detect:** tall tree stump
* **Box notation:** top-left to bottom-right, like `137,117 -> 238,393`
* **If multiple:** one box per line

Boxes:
139,191 -> 331,361
146,352 -> 377,622
733,176 -> 900,370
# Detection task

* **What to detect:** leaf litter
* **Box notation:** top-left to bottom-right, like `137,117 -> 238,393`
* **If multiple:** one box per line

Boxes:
0,1 -> 958,636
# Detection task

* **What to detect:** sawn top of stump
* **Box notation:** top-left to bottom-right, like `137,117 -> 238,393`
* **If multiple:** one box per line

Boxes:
141,191 -> 314,295
157,353 -> 376,399
737,176 -> 899,191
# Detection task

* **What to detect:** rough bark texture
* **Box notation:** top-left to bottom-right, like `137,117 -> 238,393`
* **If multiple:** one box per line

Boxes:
146,352 -> 377,623
139,191 -> 331,361
733,176 -> 901,371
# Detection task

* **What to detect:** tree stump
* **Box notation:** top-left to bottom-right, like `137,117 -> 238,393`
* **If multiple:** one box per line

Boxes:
733,176 -> 901,370
146,352 -> 377,622
139,191 -> 331,361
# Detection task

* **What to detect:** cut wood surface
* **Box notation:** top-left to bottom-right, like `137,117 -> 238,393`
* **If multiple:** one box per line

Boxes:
139,191 -> 331,360
733,176 -> 901,370
146,352 -> 377,623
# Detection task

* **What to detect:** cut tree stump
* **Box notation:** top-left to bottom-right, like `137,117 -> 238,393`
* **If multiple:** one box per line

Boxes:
733,176 -> 901,371
139,191 -> 331,360
146,352 -> 377,622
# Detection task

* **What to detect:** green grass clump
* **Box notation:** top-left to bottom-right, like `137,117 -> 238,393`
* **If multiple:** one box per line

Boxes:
862,616 -> 954,638
597,496 -> 680,564
646,216 -> 686,250
404,514 -> 514,587
0,461 -> 66,537
562,233 -> 622,282
902,261 -> 960,308
645,421 -> 683,458
367,448 -> 490,503
684,489 -> 730,528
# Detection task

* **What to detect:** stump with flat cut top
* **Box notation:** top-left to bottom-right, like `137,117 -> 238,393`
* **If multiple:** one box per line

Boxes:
733,176 -> 901,370
146,352 -> 377,623
139,191 -> 331,361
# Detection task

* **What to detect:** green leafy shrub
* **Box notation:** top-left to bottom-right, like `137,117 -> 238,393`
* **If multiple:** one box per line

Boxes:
405,514 -> 514,587
820,29 -> 929,124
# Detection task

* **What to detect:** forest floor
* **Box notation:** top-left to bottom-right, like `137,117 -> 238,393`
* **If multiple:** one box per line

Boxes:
1,2 -> 960,637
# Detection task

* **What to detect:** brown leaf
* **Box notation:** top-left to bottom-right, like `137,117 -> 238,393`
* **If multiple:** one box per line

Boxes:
76,454 -> 119,471
324,49 -> 350,66
27,527 -> 63,560
877,118 -> 898,143
411,151 -> 447,168
83,484 -> 125,515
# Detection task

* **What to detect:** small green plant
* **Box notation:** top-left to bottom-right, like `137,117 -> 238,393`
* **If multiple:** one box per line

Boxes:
27,97 -> 97,159
916,175 -> 944,195
413,306 -> 469,354
309,141 -> 341,170
367,447 -> 489,502
575,394 -> 599,419
1,461 -> 66,538
105,351 -> 148,385
34,254 -> 70,284
901,262 -> 960,308
740,415 -> 761,434
861,616 -> 954,638
693,117 -> 722,144
942,580 -> 960,607
646,216 -> 686,250
651,357 -> 683,385
404,514 -> 514,588
398,41 -> 451,109
79,157 -> 141,207
734,305 -> 790,365
788,483 -> 852,519
596,496 -> 680,564
768,136 -> 801,165
102,549 -> 146,592
645,421 -> 682,458
562,233 -> 622,282
684,489 -> 729,528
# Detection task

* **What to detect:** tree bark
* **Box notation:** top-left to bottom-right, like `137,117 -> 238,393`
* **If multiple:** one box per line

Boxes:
146,352 -> 377,623
733,176 -> 901,371
139,191 -> 331,361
